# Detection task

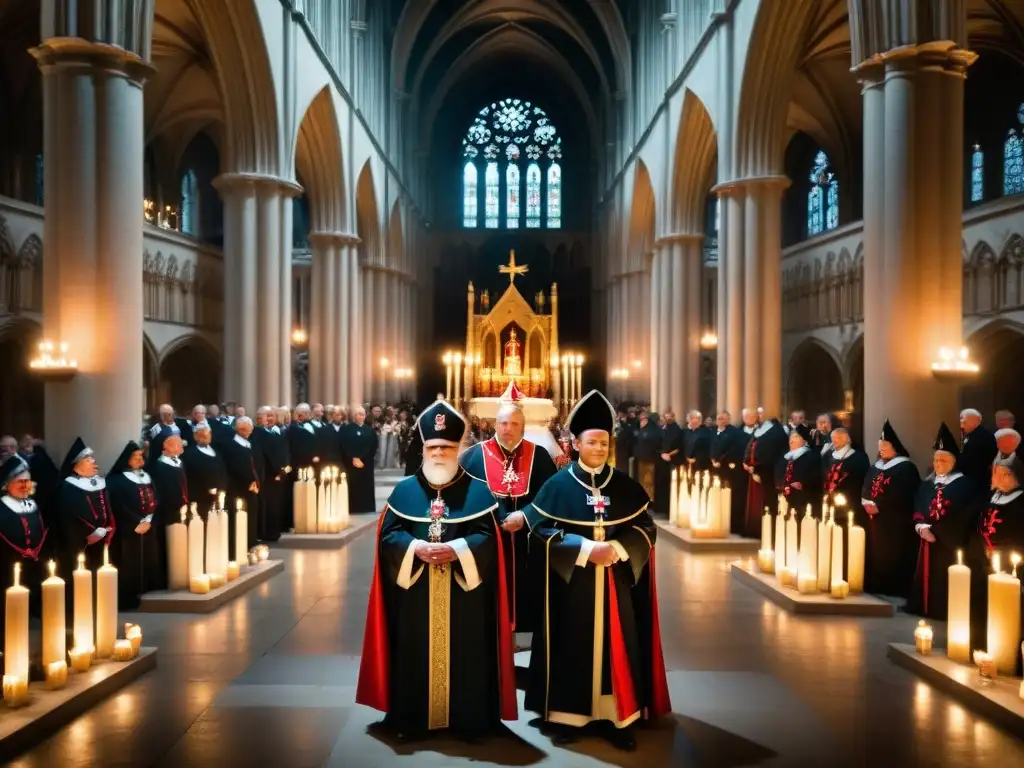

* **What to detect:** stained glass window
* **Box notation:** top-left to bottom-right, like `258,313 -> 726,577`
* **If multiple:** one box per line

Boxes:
461,98 -> 562,229
971,144 -> 984,203
484,162 -> 499,229
180,169 -> 198,235
506,164 -> 520,228
1004,127 -> 1024,196
526,164 -> 541,228
547,164 -> 561,229
807,150 -> 837,236
463,162 -> 478,227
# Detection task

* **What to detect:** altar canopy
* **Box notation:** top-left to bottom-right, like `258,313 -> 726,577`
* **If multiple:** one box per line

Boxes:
466,251 -> 559,400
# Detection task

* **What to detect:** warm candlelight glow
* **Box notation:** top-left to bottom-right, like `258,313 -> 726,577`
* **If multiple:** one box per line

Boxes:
914,620 -> 934,655
931,346 -> 980,377
291,328 -> 308,345
12,562 -> 20,588
29,340 -> 79,372
699,332 -> 718,349
77,552 -> 85,570
1012,552 -> 1021,578
833,493 -> 847,507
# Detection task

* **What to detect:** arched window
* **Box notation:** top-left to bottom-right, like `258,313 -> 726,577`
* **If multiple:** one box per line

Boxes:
180,169 -> 198,235
461,98 -> 563,229
462,162 -> 478,227
807,150 -> 838,236
971,144 -> 984,203
1003,106 -> 1024,196
526,163 -> 541,228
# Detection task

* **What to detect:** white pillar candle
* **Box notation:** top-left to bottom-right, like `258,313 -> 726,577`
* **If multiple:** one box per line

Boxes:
798,505 -> 818,591
830,518 -> 847,598
95,545 -> 118,658
42,560 -> 66,684
206,507 -> 219,578
166,506 -> 189,590
340,472 -> 350,527
817,510 -> 833,592
847,511 -> 866,593
987,552 -> 1022,675
219,500 -> 230,576
187,504 -> 205,581
669,468 -> 678,526
947,548 -> 971,663
190,574 -> 210,594
5,563 -> 30,681
234,501 -> 248,565
293,469 -> 308,533
322,472 -> 333,533
72,552 -> 94,654
774,507 -> 787,572
761,508 -> 772,550
678,471 -> 690,529
720,483 -> 732,537
227,561 -> 241,581
785,507 -> 799,574
317,475 -> 327,532
306,470 -> 318,534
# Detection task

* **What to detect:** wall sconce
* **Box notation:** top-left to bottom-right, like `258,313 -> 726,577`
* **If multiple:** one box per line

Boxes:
931,346 -> 979,381
610,368 -> 630,380
699,332 -> 718,350
291,329 -> 308,346
29,341 -> 78,382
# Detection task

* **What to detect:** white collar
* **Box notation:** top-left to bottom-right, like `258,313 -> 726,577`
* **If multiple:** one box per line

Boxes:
820,442 -> 833,455
233,434 -> 251,449
197,444 -> 216,457
271,426 -> 281,435
577,459 -> 606,476
311,419 -> 323,428
784,445 -> 810,460
158,454 -> 182,468
301,422 -> 315,434
933,472 -> 963,486
991,488 -> 1023,505
717,427 -> 725,434
332,423 -> 341,431
831,445 -> 854,461
875,455 -> 910,470
1,495 -> 36,514
64,475 -> 106,491
122,469 -> 152,484
754,421 -> 773,437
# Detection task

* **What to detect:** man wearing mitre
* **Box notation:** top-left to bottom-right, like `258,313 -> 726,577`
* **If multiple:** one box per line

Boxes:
356,399 -> 517,742
460,379 -> 557,646
524,389 -> 671,751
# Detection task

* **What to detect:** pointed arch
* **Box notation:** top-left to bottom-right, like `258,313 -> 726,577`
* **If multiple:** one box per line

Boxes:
627,160 -> 656,274
356,161 -> 381,266
294,86 -> 347,232
671,89 -> 718,234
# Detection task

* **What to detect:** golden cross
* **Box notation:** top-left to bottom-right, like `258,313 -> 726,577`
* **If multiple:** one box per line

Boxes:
498,249 -> 529,284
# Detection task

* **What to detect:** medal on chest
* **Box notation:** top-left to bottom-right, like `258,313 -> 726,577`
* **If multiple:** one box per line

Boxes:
501,462 -> 520,493
588,494 -> 610,541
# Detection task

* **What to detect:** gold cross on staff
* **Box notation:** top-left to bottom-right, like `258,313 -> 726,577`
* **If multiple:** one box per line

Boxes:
498,249 -> 529,284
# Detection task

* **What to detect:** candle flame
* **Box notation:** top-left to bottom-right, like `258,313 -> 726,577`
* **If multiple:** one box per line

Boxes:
77,552 -> 85,570
957,548 -> 963,566
103,543 -> 109,566
992,551 -> 1001,574
48,560 -> 55,578
13,561 -> 21,587
848,511 -> 854,527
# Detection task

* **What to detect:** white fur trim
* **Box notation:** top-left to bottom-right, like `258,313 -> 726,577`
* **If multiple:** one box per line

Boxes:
449,537 -> 481,591
396,540 -> 424,589
575,537 -> 595,567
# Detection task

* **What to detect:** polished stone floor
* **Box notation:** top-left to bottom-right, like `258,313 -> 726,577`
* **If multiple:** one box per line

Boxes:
10,473 -> 1024,767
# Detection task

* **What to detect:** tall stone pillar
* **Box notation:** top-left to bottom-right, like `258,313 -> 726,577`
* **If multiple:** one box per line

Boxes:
668,239 -> 686,414
256,187 -> 282,406
657,245 -> 673,411
648,250 -> 662,408
716,190 -> 743,418
278,192 -> 295,406
680,235 -> 705,415
852,25 -> 974,466
374,270 -> 387,401
363,266 -> 375,402
33,29 -> 152,467
307,234 -> 332,403
347,243 -> 363,407
334,238 -> 351,407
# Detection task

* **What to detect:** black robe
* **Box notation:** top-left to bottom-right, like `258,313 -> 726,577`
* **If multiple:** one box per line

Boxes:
404,428 -> 424,476
253,427 -> 290,541
823,446 -> 871,523
0,495 -> 49,642
742,422 -> 788,537
524,463 -> 671,728
56,476 -> 115,572
613,419 -> 635,475
182,444 -> 228,519
959,425 -> 998,495
288,422 -> 320,470
460,437 -> 557,634
106,470 -> 162,609
222,435 -> 261,552
355,469 -> 515,734
907,473 -> 979,619
860,456 -> 921,596
775,446 -> 823,518
655,423 -> 682,514
711,425 -> 748,535
341,423 -> 378,514
149,455 -> 189,591
682,426 -> 714,473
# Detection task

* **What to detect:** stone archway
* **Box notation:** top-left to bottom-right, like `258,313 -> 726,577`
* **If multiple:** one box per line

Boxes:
962,324 -> 1024,419
158,337 -> 221,412
0,322 -> 43,438
787,340 -> 844,421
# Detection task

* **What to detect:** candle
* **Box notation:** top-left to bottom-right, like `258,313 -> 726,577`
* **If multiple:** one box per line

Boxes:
974,649 -> 996,680
914,621 -> 934,654
317,475 -> 327,532
209,573 -> 225,589
112,639 -> 134,662
293,468 -> 308,533
774,506 -> 787,575
798,505 -> 817,592
167,506 -> 189,590
95,544 -> 118,658
219,501 -> 230,576
947,548 -> 971,663
235,500 -> 248,563
817,509 -> 833,591
227,561 -> 240,581
720,482 -> 732,537
785,507 -> 799,576
68,646 -> 92,672
206,507 -> 219,580
669,468 -> 679,526
42,560 -> 66,687
987,552 -> 1022,674
830,515 -> 847,598
45,661 -> 68,690
257,544 -> 270,562
247,550 -> 259,566
678,471 -> 691,529
847,511 -> 865,593
759,549 -> 775,575
125,623 -> 143,655
340,471 -> 350,529
5,563 -> 30,684
218,490 -> 226,510
72,552 -> 94,656
188,504 -> 205,581
305,469 -> 317,533
322,471 -> 332,533
190,574 -> 210,594
797,572 -> 817,593
2,674 -> 28,707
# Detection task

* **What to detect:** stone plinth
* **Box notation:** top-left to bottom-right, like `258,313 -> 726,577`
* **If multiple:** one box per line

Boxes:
137,560 -> 284,613
730,561 -> 895,617
656,520 -> 760,553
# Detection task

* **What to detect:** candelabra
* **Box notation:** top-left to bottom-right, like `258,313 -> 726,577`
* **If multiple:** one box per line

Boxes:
931,346 -> 979,382
29,340 -> 78,382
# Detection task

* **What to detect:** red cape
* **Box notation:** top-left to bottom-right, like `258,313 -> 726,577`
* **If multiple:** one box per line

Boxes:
355,509 -> 519,721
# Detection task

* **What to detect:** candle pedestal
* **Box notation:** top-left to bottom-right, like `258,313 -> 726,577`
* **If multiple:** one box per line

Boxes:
654,520 -> 759,554
730,561 -> 895,616
276,514 -> 379,550
137,559 -> 284,614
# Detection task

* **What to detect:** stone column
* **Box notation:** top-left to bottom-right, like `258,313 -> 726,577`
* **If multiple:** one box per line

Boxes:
657,246 -> 673,411
856,44 -> 973,465
363,266 -> 375,401
668,239 -> 686,414
278,192 -> 295,406
307,233 -> 331,403
347,243 -> 363,407
33,33 -> 151,467
334,238 -> 351,408
256,186 -> 282,406
648,250 -> 662,408
715,188 -> 744,418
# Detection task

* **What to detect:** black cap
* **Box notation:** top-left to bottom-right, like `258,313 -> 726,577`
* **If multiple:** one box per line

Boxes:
0,455 -> 30,489
417,399 -> 466,446
880,418 -> 910,457
110,441 -> 144,475
568,390 -> 616,438
932,422 -> 961,459
59,437 -> 94,479
791,423 -> 812,443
